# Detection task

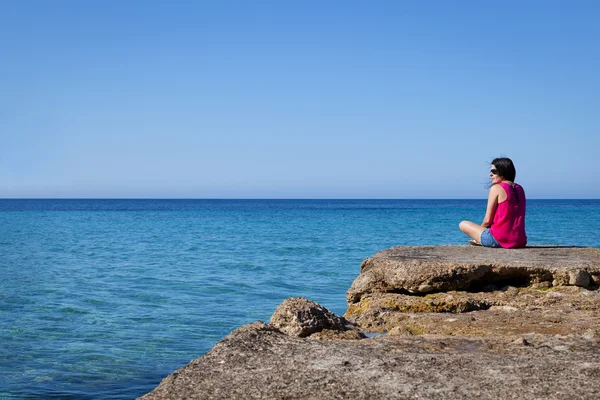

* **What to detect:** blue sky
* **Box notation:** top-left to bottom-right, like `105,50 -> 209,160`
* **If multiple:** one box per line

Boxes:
1,1 -> 599,198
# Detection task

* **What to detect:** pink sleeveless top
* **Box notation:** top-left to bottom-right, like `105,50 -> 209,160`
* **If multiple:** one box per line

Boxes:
489,182 -> 527,248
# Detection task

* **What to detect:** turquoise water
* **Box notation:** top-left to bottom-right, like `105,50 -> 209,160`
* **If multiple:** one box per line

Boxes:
1,199 -> 599,399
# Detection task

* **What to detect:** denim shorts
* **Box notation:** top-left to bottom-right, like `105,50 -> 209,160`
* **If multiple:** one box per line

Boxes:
480,229 -> 501,248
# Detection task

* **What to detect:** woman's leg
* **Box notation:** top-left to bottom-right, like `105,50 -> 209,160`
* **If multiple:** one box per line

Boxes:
459,220 -> 486,242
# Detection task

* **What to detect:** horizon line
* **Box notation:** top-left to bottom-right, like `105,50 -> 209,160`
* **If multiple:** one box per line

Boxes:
2,198 -> 599,201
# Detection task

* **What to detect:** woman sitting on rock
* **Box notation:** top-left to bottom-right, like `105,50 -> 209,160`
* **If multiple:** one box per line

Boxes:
459,157 -> 527,248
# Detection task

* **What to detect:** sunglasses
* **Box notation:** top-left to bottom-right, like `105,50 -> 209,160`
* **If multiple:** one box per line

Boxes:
490,169 -> 498,175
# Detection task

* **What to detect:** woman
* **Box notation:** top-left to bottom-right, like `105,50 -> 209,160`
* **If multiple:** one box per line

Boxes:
459,157 -> 527,248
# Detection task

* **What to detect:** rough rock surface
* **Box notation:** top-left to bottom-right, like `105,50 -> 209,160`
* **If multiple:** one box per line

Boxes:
346,286 -> 600,335
140,246 -> 600,399
347,245 -> 600,302
269,297 -> 362,338
140,322 -> 600,400
345,246 -> 600,337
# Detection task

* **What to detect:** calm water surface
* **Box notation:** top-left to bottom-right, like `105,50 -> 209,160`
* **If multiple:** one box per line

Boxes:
1,199 -> 599,399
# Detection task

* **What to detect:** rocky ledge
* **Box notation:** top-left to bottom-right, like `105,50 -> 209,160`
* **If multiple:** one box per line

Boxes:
140,246 -> 600,399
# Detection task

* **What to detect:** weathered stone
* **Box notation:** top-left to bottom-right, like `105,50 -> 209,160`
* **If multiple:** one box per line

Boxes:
582,329 -> 599,341
346,291 -> 494,323
501,285 -> 520,296
511,337 -> 534,347
140,322 -> 600,400
531,281 -> 552,289
309,329 -> 365,340
346,286 -> 600,335
347,246 -> 600,303
387,326 -> 414,336
568,269 -> 591,287
489,305 -> 519,312
269,297 -> 360,337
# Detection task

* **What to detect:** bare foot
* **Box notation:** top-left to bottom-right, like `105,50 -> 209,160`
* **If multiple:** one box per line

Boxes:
469,239 -> 482,246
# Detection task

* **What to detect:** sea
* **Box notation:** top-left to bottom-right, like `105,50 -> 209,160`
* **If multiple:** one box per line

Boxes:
1,199 -> 599,399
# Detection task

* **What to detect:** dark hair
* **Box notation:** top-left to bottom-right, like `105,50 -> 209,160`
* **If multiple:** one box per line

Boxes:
491,157 -> 516,182
491,157 -> 520,203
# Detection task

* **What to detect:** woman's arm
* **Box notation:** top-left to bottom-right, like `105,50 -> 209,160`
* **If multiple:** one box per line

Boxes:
481,185 -> 501,228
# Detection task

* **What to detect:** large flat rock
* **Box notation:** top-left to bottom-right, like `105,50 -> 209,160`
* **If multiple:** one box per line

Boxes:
140,322 -> 600,400
347,246 -> 600,302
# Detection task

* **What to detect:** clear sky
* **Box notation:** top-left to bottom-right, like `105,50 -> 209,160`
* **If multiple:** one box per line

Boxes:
1,0 -> 599,199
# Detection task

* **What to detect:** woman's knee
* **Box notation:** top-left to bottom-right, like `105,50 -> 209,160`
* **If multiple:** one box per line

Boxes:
459,220 -> 469,232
